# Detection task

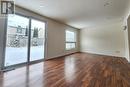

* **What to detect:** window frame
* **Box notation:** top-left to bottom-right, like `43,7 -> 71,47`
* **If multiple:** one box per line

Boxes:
65,30 -> 76,50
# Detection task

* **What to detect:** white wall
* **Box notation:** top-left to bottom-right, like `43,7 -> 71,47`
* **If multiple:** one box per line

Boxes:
123,18 -> 130,61
124,27 -> 130,61
0,6 -> 80,69
46,20 -> 80,59
80,22 -> 126,57
126,16 -> 130,61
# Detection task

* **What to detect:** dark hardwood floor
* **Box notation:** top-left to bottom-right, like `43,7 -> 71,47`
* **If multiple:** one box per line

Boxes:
0,53 -> 130,87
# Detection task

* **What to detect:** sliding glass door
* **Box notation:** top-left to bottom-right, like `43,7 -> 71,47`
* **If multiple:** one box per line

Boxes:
30,19 -> 45,61
5,15 -> 29,66
5,14 -> 46,67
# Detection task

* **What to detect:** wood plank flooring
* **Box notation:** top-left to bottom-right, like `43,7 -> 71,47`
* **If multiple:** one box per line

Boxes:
0,53 -> 130,87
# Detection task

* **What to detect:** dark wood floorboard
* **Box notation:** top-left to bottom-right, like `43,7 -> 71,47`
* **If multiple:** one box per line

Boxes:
0,53 -> 130,87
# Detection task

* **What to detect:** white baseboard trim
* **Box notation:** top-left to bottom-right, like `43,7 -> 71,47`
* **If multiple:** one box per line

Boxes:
80,51 -> 125,58
45,51 -> 79,60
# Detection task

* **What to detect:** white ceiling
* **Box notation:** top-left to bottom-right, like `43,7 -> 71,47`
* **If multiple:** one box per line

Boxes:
15,0 -> 130,29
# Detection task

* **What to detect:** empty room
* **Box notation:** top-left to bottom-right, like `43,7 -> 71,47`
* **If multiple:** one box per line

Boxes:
0,0 -> 130,87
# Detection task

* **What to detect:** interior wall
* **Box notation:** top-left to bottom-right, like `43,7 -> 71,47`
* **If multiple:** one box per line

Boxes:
0,6 -> 80,69
126,16 -> 130,61
124,26 -> 130,61
80,22 -> 126,57
46,20 -> 80,59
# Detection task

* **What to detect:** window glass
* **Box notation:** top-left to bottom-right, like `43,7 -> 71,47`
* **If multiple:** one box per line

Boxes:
66,43 -> 76,50
66,30 -> 76,50
66,30 -> 76,42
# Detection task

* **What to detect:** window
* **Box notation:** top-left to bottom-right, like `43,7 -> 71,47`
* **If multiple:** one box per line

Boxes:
66,30 -> 76,50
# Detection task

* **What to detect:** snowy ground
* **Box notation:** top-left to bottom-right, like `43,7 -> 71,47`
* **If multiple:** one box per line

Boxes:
5,46 -> 44,66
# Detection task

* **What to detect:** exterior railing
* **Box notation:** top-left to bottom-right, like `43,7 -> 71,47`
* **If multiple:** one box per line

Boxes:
6,34 -> 44,47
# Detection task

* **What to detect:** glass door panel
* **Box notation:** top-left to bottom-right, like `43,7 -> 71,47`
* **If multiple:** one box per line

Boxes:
30,19 -> 45,61
5,14 -> 29,66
